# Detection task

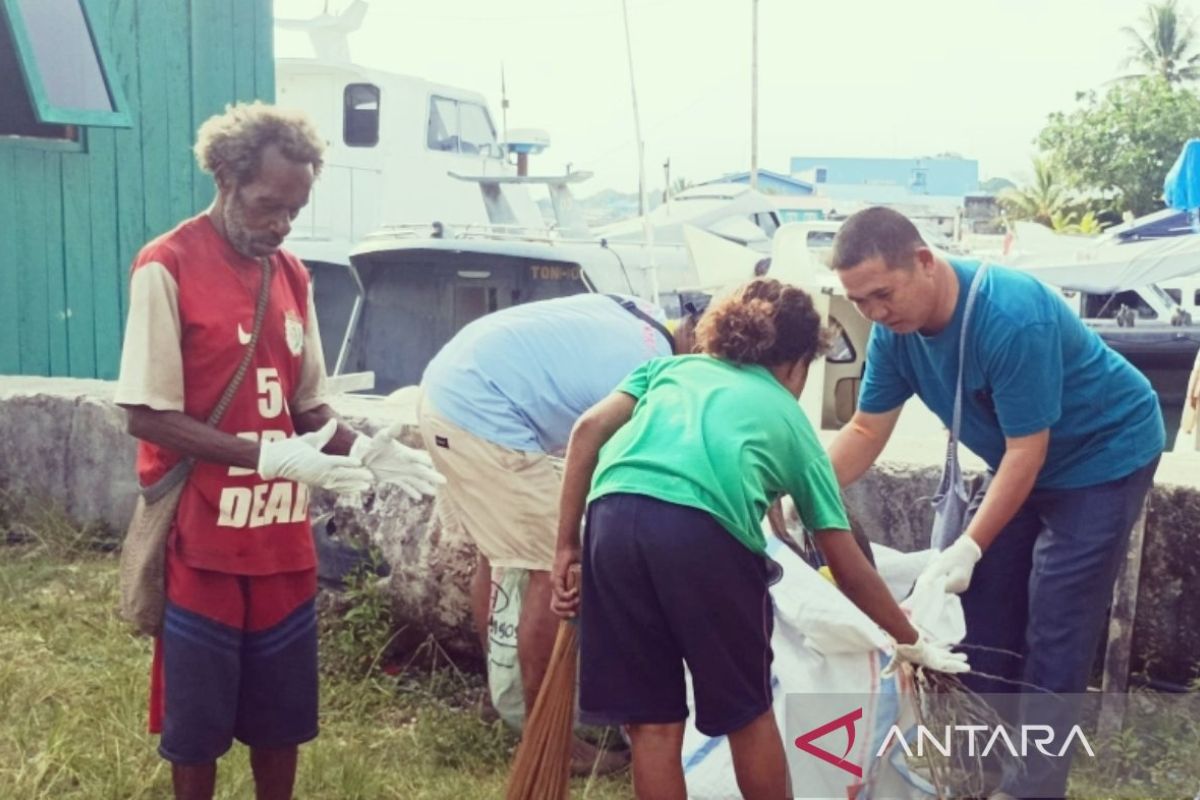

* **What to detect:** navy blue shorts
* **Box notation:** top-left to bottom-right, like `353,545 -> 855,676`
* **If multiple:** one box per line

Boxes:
578,493 -> 775,737
150,553 -> 319,764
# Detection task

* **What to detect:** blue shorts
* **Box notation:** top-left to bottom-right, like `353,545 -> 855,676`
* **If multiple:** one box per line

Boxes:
149,551 -> 319,764
578,493 -> 775,737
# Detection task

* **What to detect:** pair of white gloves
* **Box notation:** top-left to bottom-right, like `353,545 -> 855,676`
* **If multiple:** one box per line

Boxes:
888,535 -> 985,675
257,419 -> 444,500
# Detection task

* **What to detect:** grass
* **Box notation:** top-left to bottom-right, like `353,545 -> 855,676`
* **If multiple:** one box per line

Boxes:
11,488 -> 1196,799
0,492 -> 633,799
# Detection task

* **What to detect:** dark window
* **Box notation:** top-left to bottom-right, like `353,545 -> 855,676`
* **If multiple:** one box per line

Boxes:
0,7 -> 72,139
814,167 -> 827,183
1194,289 -> 1200,306
806,230 -> 837,248
1084,290 -> 1158,320
343,83 -> 379,147
1165,288 -> 1182,304
0,0 -> 128,129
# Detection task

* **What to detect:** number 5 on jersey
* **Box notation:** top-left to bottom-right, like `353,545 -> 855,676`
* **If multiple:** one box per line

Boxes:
257,367 -> 284,419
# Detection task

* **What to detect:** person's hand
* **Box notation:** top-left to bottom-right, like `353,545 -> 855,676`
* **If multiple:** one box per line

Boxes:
886,632 -> 970,675
351,427 -> 445,501
916,535 -> 982,595
550,548 -> 582,619
258,420 -> 374,493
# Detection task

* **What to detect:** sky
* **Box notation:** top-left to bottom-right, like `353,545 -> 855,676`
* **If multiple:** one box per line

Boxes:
273,0 -> 1171,194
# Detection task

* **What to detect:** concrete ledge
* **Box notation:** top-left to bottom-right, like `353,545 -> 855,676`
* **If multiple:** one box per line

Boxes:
2,377 -> 1198,683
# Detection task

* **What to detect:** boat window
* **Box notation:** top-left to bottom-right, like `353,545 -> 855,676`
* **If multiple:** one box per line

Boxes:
1195,289 -> 1200,306
826,318 -> 856,364
343,83 -> 380,147
427,96 -> 458,151
1150,284 -> 1173,305
427,95 -> 497,155
0,0 -> 129,132
751,212 -> 779,237
806,230 -> 838,248
778,209 -> 824,222
1084,290 -> 1158,320
1165,288 -> 1182,304
457,102 -> 496,155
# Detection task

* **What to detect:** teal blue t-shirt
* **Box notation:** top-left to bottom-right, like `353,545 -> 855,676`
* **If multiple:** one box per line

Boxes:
858,258 -> 1164,489
589,355 -> 850,554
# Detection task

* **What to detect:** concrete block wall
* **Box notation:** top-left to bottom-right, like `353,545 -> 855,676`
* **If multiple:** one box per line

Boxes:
1,378 -> 1197,685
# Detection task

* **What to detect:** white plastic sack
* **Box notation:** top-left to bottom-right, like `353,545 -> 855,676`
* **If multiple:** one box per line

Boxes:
681,539 -> 964,800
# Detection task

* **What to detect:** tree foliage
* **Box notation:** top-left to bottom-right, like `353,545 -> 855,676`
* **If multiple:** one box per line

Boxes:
1050,209 -> 1105,235
1000,157 -> 1072,226
1036,77 -> 1200,215
1120,0 -> 1200,84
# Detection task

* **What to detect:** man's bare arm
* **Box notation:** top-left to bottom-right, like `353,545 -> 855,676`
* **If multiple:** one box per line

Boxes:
125,400 -> 366,469
963,429 -> 1049,551
124,406 -> 260,469
827,407 -> 902,488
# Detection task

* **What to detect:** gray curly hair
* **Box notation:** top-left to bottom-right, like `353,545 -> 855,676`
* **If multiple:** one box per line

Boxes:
194,101 -> 325,185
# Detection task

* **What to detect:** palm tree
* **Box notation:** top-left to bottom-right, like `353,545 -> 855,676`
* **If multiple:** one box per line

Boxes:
1000,158 -> 1071,227
1120,0 -> 1200,83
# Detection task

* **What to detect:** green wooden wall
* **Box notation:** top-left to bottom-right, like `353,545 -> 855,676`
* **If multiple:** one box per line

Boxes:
0,0 -> 274,379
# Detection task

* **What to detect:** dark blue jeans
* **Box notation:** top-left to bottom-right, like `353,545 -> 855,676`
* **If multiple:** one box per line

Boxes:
959,457 -> 1159,798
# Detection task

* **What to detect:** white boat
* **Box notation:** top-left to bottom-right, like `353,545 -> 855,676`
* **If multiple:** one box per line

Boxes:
276,3 -> 781,392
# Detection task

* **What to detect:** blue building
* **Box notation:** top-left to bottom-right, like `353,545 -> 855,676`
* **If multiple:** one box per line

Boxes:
788,155 -> 979,198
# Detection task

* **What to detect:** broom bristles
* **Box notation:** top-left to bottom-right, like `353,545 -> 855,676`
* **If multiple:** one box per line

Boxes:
505,619 -> 579,800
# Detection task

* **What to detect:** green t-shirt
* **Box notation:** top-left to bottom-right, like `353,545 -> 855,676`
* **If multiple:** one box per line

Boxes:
588,355 -> 850,554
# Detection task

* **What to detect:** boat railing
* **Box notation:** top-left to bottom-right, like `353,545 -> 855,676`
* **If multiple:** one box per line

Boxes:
292,162 -> 386,242
364,221 -> 574,245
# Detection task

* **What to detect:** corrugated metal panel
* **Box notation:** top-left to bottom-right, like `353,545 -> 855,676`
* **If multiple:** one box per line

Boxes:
62,152 -> 97,377
43,155 -> 69,375
83,0 -> 123,378
14,152 -> 50,374
189,0 -> 234,212
0,147 -> 18,373
111,0 -> 145,329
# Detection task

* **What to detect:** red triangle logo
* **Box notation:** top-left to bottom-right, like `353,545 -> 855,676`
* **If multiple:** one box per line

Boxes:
793,707 -> 864,779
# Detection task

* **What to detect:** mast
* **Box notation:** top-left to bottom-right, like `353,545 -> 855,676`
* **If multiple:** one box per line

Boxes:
750,0 -> 759,190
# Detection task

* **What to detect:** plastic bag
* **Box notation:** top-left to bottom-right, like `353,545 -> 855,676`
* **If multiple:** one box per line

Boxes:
488,567 -> 528,730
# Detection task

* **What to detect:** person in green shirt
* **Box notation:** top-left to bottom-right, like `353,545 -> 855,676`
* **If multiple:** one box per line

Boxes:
551,278 -> 967,800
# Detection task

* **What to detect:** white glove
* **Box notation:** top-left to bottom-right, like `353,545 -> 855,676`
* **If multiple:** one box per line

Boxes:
258,420 -> 374,494
350,426 -> 445,501
887,632 -> 970,675
915,535 -> 983,595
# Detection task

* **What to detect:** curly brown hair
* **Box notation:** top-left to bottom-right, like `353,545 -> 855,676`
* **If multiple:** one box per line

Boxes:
695,278 -> 829,366
194,101 -> 325,185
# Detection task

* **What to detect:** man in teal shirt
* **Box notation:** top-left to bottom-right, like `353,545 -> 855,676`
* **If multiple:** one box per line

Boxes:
827,207 -> 1163,798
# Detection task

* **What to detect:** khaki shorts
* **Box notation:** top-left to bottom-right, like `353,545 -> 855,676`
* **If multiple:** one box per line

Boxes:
417,396 -> 562,571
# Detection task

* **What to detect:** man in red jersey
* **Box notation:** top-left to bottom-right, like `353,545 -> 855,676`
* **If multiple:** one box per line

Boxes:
115,102 -> 441,800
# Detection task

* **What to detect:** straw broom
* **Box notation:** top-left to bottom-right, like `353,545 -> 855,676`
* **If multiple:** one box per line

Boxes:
505,566 -> 581,800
